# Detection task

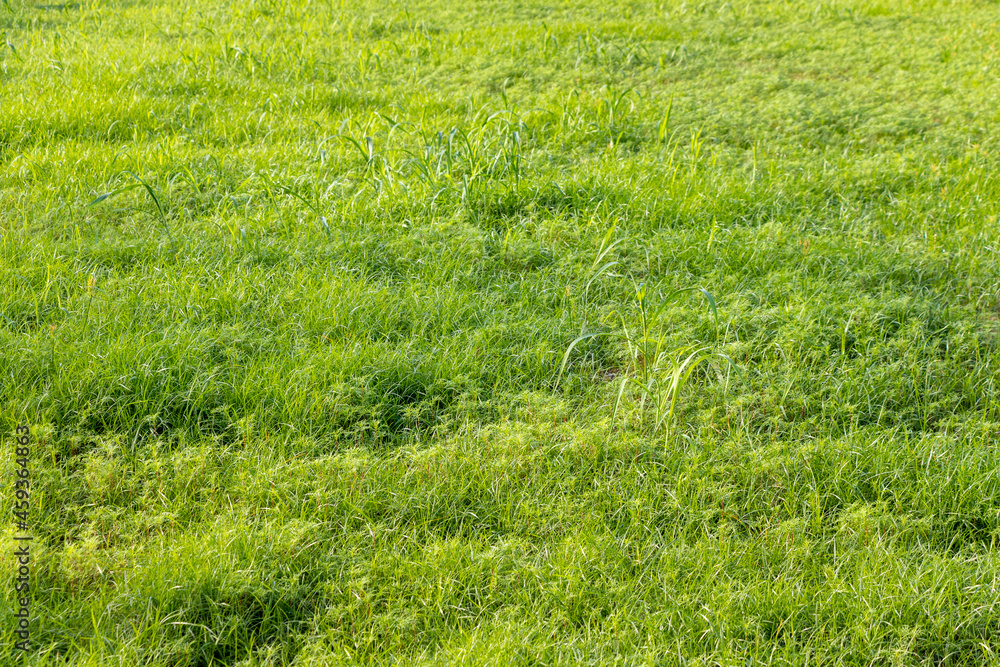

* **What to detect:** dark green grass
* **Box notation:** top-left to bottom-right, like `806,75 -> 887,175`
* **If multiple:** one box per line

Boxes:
3,0 -> 1000,663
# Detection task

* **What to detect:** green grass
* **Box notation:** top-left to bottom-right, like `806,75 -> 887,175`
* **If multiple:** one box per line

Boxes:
3,0 -> 1000,663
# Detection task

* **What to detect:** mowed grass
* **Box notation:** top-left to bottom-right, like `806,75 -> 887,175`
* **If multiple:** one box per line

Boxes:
3,0 -> 1000,663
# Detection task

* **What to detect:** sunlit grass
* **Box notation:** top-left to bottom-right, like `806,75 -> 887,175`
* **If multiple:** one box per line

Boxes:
3,0 -> 1000,663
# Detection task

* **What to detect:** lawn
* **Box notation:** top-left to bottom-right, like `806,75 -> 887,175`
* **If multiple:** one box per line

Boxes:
3,0 -> 1000,664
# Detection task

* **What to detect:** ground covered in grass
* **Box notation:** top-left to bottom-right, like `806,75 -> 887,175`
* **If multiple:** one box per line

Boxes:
3,0 -> 1000,663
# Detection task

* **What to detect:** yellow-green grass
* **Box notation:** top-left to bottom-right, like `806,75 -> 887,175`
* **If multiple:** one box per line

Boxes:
3,0 -> 1000,663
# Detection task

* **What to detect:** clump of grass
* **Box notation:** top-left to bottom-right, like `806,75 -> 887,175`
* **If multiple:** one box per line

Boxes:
86,171 -> 173,242
558,237 -> 736,441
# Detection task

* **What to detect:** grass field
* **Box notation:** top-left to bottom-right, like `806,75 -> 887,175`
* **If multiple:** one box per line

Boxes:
3,0 -> 1000,663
